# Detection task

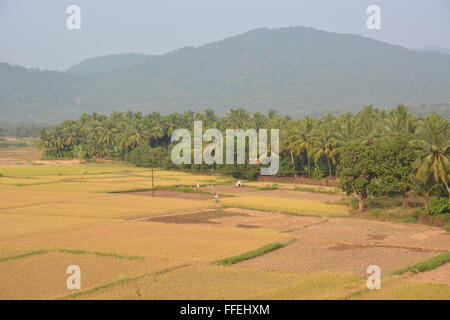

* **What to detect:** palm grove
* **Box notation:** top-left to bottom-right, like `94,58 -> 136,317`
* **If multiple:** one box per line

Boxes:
38,105 -> 449,212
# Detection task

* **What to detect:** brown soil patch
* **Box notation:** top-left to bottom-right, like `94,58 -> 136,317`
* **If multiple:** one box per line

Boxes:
237,217 -> 449,277
289,218 -> 450,252
328,243 -> 443,254
130,190 -> 213,200
219,208 -> 326,231
236,224 -> 261,229
238,241 -> 437,276
408,263 -> 450,285
200,186 -> 343,202
367,234 -> 388,241
0,145 -> 41,166
31,160 -> 82,165
148,210 -> 248,225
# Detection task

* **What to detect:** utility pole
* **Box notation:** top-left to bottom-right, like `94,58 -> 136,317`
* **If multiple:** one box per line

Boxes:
152,166 -> 155,197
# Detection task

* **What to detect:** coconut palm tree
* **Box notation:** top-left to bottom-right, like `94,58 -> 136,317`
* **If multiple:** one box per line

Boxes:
311,124 -> 338,178
383,104 -> 417,135
357,105 -> 380,145
412,114 -> 450,194
288,117 -> 316,177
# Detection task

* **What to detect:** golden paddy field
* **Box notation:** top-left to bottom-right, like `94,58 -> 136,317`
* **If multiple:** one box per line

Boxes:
0,163 -> 449,300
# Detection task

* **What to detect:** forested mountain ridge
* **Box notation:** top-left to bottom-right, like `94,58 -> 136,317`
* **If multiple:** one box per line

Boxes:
2,27 -> 450,123
66,53 -> 149,75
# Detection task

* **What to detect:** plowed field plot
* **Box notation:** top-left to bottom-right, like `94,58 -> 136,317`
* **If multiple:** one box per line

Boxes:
289,218 -> 450,252
238,218 -> 450,276
408,263 -> 450,286
147,208 -> 325,232
0,144 -> 41,166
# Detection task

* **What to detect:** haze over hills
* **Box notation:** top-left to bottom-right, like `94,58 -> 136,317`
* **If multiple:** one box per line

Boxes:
1,26 -> 450,123
415,46 -> 450,55
66,53 -> 149,75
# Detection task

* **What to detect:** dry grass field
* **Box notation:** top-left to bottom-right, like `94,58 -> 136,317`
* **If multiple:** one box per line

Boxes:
221,196 -> 349,217
0,157 -> 449,300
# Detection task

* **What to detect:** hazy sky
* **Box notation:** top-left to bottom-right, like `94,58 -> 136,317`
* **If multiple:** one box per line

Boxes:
1,0 -> 449,71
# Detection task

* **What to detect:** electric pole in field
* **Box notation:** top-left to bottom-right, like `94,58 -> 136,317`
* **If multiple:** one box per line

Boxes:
152,166 -> 155,197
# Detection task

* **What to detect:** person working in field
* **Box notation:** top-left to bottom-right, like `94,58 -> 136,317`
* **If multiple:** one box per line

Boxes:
210,185 -> 220,203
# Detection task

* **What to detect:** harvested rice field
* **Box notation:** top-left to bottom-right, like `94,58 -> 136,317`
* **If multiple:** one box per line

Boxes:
0,162 -> 449,300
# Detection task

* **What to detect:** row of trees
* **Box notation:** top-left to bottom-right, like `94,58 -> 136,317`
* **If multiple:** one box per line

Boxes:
38,105 -> 449,211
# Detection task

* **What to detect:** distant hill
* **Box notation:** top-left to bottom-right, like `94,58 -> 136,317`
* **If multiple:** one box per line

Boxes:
412,101 -> 450,119
2,27 -> 450,123
66,53 -> 149,75
415,46 -> 450,55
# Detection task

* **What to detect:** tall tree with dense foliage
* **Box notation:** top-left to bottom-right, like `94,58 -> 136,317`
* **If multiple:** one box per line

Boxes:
412,114 -> 450,194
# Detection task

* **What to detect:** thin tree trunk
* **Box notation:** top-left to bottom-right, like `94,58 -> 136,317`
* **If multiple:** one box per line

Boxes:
290,151 -> 297,177
423,193 -> 430,210
358,194 -> 365,213
402,192 -> 409,209
327,157 -> 332,178
307,149 -> 311,178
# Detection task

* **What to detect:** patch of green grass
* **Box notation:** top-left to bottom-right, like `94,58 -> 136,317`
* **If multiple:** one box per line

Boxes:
393,252 -> 450,275
55,249 -> 144,260
292,186 -> 339,194
365,208 -> 419,224
107,187 -> 154,194
257,184 -> 279,191
215,242 -> 287,266
0,250 -> 48,262
394,216 -> 418,224
0,249 -> 145,263
157,185 -> 212,194
0,141 -> 27,147
442,225 -> 450,233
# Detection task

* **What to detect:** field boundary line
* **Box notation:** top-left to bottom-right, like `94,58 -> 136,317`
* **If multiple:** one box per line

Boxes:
0,250 -> 48,262
334,242 -> 447,254
62,263 -> 192,299
220,204 -> 347,218
0,248 -> 145,263
392,252 -> 450,275
281,218 -> 330,233
214,239 -> 297,266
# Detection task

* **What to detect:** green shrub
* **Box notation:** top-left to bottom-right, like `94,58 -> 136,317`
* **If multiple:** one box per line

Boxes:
427,198 -> 449,215
258,184 -> 279,191
219,164 -> 260,180
128,145 -> 167,168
